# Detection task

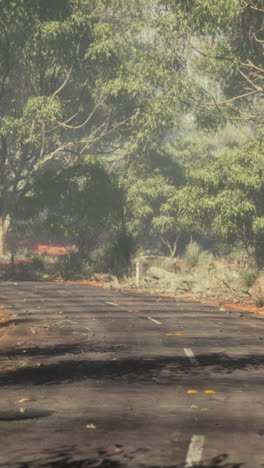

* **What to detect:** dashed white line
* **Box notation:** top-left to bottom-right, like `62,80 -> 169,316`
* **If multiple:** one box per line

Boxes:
184,348 -> 199,366
104,301 -> 119,307
147,316 -> 162,325
185,435 -> 205,467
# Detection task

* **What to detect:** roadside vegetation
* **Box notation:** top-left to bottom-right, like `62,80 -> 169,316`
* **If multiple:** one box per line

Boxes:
0,0 -> 264,306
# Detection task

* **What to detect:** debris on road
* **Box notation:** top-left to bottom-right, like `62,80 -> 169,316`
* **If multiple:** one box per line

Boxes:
86,424 -> 96,429
17,398 -> 33,403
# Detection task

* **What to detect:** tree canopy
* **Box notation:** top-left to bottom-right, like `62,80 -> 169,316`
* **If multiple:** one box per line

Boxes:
1,0 -> 264,269
0,0 -> 183,252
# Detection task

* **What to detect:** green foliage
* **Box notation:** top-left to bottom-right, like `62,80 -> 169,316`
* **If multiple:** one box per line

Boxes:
240,268 -> 259,289
122,149 -> 188,256
178,139 -> 264,263
87,229 -> 134,276
0,0 -> 185,251
164,0 -> 264,126
19,156 -> 123,260
255,296 -> 264,308
31,255 -> 46,272
56,251 -> 84,280
184,241 -> 203,269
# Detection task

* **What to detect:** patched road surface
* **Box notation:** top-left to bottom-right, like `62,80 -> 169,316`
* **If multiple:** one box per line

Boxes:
0,282 -> 264,467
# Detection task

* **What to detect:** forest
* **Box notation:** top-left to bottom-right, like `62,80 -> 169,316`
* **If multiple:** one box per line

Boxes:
0,0 -> 264,300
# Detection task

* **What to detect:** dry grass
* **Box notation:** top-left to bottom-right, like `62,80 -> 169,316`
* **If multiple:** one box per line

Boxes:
128,244 -> 259,302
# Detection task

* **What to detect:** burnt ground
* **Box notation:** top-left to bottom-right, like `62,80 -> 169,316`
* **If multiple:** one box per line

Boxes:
0,281 -> 264,468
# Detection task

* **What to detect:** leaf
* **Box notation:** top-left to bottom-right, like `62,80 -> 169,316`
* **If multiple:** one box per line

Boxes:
86,424 -> 96,429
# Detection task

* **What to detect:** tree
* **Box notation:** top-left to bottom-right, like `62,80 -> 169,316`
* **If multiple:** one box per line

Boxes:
0,0 -> 185,254
163,0 -> 264,126
17,156 -> 123,260
178,139 -> 264,265
123,150 -> 187,256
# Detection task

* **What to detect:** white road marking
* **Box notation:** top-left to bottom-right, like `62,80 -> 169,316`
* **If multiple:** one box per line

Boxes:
147,316 -> 162,325
104,301 -> 119,307
185,435 -> 205,467
184,348 -> 199,366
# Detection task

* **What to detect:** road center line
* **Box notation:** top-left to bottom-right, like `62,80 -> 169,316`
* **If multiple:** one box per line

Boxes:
185,435 -> 205,467
184,348 -> 199,366
147,316 -> 162,325
184,435 -> 205,468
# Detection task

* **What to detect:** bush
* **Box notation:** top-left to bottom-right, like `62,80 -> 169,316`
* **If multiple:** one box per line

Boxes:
12,263 -> 38,281
91,231 -> 134,278
56,252 -> 83,280
31,255 -> 46,272
240,268 -> 259,289
255,296 -> 264,308
184,242 -> 203,269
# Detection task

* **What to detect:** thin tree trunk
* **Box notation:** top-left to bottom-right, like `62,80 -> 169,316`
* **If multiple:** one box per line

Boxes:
160,232 -> 181,258
255,239 -> 264,268
0,216 -> 10,256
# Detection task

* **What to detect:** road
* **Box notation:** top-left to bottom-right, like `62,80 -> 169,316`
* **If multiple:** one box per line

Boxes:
0,281 -> 263,468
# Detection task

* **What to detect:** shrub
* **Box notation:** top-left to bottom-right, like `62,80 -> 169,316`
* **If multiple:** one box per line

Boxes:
184,242 -> 203,269
56,252 -> 83,280
255,296 -> 264,308
240,268 -> 259,289
12,263 -> 38,281
31,255 -> 46,272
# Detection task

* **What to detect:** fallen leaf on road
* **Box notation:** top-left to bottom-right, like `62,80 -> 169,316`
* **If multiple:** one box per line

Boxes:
191,405 -> 199,409
201,408 -> 209,411
111,358 -> 120,361
204,390 -> 217,394
115,448 -> 122,453
86,424 -> 96,429
18,398 -> 32,403
187,390 -> 198,394
19,408 -> 25,413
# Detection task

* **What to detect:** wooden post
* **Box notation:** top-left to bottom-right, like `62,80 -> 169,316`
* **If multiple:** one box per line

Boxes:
136,262 -> 140,289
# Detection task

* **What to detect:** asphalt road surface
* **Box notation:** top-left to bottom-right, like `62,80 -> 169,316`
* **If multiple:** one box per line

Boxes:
0,281 -> 264,468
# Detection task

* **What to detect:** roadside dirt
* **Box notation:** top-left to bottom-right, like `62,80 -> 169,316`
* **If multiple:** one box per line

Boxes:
0,308 -> 9,339
59,279 -> 264,317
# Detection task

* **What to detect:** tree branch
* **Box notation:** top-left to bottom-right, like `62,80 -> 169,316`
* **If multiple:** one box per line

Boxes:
242,0 -> 264,12
239,69 -> 263,91
190,43 -> 234,62
241,61 -> 264,74
51,65 -> 73,99
57,100 -> 103,130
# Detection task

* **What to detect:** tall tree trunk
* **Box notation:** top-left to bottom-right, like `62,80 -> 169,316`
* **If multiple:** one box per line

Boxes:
0,216 -> 10,256
255,239 -> 264,268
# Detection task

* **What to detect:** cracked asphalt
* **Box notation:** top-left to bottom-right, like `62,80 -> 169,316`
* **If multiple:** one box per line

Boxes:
0,281 -> 264,468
